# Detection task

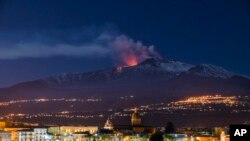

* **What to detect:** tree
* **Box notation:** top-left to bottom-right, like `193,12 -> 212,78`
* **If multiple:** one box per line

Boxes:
165,122 -> 175,133
150,132 -> 163,141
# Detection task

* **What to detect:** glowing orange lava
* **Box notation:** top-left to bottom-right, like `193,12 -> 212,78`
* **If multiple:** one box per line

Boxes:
124,55 -> 138,66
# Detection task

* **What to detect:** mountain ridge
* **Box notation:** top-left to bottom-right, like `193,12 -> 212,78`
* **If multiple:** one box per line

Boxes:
38,58 -> 246,86
0,58 -> 249,100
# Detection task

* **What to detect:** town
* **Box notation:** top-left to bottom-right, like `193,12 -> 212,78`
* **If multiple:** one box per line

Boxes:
0,109 -> 230,141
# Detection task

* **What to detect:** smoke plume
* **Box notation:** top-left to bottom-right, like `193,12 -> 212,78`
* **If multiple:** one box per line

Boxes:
110,35 -> 160,66
0,30 -> 160,66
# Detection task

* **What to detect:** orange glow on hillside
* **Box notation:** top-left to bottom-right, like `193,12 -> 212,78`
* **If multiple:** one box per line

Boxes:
124,55 -> 138,66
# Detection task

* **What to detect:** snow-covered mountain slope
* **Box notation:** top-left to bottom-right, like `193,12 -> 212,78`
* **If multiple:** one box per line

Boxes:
0,58 -> 249,100
134,58 -> 194,73
39,58 -> 193,86
187,64 -> 234,79
40,58 -> 247,86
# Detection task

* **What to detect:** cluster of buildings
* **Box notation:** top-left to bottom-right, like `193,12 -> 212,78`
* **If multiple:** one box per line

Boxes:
0,110 -> 230,141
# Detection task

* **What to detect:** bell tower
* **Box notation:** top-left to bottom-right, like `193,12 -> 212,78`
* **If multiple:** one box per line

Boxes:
131,109 -> 141,126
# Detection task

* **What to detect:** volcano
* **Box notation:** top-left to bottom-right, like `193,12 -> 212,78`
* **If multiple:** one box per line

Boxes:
0,58 -> 250,101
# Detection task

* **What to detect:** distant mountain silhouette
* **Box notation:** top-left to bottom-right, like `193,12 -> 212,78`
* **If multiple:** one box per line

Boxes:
0,58 -> 249,101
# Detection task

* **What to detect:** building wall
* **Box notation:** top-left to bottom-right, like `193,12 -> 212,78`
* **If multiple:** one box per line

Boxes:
18,131 -> 34,141
73,133 -> 93,141
3,128 -> 29,141
0,131 -> 11,141
0,122 -> 6,129
34,128 -> 48,141
192,136 -> 219,141
48,126 -> 98,135
123,135 -> 149,141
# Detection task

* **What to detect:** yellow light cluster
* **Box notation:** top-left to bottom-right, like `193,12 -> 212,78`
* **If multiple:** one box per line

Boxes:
174,95 -> 237,105
0,98 -> 102,107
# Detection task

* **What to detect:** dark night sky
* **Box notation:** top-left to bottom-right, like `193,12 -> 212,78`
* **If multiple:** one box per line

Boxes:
0,0 -> 249,87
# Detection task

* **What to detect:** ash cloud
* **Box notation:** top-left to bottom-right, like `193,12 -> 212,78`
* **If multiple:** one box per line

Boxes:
0,27 -> 160,66
110,35 -> 160,66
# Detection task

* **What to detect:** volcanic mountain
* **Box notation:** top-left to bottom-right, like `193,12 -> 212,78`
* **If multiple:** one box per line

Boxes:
0,58 -> 249,101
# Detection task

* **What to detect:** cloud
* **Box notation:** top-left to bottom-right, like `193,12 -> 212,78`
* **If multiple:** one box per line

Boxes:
110,35 -> 160,66
0,43 -> 110,59
0,27 -> 160,65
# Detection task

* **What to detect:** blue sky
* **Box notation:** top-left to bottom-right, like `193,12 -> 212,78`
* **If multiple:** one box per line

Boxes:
0,0 -> 249,87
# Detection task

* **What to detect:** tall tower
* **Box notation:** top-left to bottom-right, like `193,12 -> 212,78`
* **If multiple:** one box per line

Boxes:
104,118 -> 114,130
131,109 -> 141,126
220,131 -> 225,141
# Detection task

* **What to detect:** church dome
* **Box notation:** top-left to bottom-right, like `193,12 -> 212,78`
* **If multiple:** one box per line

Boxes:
132,112 -> 140,120
104,118 -> 114,130
131,109 -> 141,126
